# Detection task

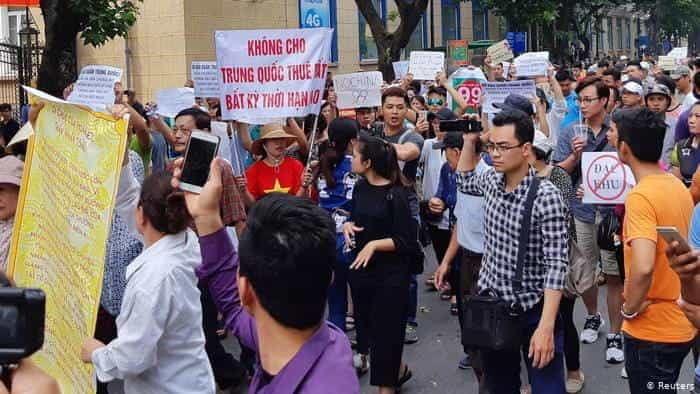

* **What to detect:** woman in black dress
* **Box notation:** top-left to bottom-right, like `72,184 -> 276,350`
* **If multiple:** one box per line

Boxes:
343,133 -> 414,393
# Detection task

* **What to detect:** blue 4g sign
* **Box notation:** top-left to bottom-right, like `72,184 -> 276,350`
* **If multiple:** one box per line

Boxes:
300,0 -> 337,62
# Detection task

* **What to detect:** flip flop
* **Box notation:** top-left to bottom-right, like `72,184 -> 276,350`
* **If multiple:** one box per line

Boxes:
395,364 -> 413,391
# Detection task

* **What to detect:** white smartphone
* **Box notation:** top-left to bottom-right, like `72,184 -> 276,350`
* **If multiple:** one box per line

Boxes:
656,226 -> 691,253
179,130 -> 220,194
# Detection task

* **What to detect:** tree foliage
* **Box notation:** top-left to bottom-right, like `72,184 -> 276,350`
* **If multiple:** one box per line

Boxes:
70,0 -> 141,46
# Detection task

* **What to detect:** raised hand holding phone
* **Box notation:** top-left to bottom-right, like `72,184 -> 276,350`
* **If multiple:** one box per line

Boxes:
179,130 -> 220,194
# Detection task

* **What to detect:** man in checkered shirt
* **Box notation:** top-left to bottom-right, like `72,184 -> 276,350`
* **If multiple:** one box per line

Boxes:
456,108 -> 569,393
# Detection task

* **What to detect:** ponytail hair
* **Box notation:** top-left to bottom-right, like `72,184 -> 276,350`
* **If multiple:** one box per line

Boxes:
357,132 -> 408,187
138,172 -> 191,234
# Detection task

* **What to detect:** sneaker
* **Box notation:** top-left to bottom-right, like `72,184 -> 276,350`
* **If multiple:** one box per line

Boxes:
353,353 -> 369,375
404,325 -> 419,344
565,371 -> 585,393
621,366 -> 628,379
458,355 -> 472,370
580,313 -> 605,344
605,333 -> 624,364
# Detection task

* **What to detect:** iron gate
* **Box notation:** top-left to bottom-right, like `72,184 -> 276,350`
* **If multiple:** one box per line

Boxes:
0,42 -> 42,120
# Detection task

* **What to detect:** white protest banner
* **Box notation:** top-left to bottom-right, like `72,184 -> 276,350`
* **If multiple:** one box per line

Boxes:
191,61 -> 220,98
668,47 -> 688,59
155,88 -> 195,118
211,121 -> 232,162
513,51 -> 549,77
658,56 -> 677,71
487,40 -> 514,65
216,28 -> 333,123
333,71 -> 382,109
582,152 -> 636,204
408,51 -> 445,80
393,61 -> 409,80
67,65 -> 122,112
482,80 -> 536,113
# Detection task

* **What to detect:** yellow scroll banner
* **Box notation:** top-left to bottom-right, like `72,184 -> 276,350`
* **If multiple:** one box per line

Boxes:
7,87 -> 128,392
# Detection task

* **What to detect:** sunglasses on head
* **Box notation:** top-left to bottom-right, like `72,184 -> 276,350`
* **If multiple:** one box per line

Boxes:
427,98 -> 444,106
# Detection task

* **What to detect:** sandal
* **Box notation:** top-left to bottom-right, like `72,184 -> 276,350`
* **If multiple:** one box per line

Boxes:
345,315 -> 355,332
440,292 -> 451,301
450,302 -> 459,316
395,364 -> 413,391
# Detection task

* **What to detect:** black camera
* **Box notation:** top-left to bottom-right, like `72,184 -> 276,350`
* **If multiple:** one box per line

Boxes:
439,119 -> 483,133
0,287 -> 45,365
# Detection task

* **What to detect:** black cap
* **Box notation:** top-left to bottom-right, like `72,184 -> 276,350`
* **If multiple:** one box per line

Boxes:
493,94 -> 534,116
427,107 -> 458,122
432,132 -> 464,150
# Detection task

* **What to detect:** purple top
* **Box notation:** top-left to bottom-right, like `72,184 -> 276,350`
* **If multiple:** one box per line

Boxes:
196,228 -> 359,394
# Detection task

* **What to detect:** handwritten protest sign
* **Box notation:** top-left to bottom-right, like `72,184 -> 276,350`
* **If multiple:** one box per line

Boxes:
215,28 -> 333,123
67,65 -> 122,112
658,56 -> 677,71
487,40 -> 514,65
191,61 -> 220,98
393,61 -> 409,80
9,86 -> 128,392
408,51 -> 445,80
581,152 -> 636,204
333,71 -> 382,109
482,80 -> 536,113
513,51 -> 549,77
155,87 -> 195,117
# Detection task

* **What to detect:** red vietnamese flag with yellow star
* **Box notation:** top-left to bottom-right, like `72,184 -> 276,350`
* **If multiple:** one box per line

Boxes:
245,157 -> 305,200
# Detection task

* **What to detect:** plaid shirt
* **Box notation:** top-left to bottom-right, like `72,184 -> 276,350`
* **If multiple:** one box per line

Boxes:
457,166 -> 569,311
167,159 -> 246,228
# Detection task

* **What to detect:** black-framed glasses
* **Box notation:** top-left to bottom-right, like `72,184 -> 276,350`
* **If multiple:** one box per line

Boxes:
484,143 -> 525,154
575,97 -> 600,105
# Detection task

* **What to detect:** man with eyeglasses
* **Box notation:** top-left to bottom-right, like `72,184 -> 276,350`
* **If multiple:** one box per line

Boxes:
553,76 -> 626,367
456,109 -> 569,393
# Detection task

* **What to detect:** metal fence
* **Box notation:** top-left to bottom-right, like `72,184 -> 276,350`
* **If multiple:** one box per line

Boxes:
0,42 -> 42,120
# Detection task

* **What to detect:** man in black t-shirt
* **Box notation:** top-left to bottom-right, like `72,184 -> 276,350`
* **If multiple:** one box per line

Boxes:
0,103 -> 19,147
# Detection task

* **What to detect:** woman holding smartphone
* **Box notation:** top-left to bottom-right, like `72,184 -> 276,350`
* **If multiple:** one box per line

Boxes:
80,171 -> 215,393
343,133 -> 414,393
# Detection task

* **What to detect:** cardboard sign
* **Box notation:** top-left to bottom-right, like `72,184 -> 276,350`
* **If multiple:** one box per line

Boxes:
11,86 -> 128,392
393,60 -> 409,80
658,56 -> 677,71
582,152 -> 636,204
155,87 -> 195,117
215,28 -> 333,123
482,80 -> 536,113
487,40 -> 514,65
513,52 -> 549,77
191,61 -> 220,98
67,65 -> 123,112
333,71 -> 382,109
408,51 -> 445,80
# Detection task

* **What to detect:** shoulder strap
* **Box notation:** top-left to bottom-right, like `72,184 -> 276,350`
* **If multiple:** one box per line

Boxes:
513,176 -> 541,292
398,130 -> 413,145
593,136 -> 608,152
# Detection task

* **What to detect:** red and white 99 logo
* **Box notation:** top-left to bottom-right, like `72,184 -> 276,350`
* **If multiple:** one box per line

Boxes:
456,80 -> 482,107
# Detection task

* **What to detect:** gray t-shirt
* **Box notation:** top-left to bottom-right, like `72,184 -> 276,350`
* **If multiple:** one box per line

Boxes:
382,128 -> 425,183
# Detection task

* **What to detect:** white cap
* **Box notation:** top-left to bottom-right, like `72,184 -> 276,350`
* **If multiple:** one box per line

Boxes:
622,81 -> 644,96
532,130 -> 554,156
620,55 -> 629,61
587,65 -> 598,73
640,61 -> 650,70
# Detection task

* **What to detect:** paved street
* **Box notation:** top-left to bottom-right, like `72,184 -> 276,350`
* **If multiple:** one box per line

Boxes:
224,247 -> 696,393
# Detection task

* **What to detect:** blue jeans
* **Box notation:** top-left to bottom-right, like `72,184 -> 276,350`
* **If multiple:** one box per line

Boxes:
328,234 -> 352,331
624,333 -> 692,393
407,274 -> 418,326
482,303 -> 566,394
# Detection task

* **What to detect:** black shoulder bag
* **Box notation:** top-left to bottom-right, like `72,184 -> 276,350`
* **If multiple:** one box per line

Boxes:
387,187 -> 425,275
460,177 -> 540,351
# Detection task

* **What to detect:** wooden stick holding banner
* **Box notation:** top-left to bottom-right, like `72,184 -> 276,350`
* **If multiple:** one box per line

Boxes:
305,111 -> 320,168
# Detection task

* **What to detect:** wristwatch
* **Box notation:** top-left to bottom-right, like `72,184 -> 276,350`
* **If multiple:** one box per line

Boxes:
621,304 -> 639,320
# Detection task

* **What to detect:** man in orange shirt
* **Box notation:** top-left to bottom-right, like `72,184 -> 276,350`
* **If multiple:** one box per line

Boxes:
613,107 -> 696,393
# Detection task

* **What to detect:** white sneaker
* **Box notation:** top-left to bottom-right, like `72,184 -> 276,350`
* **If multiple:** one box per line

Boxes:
580,313 -> 605,344
566,371 -> 585,393
353,353 -> 369,375
605,333 -> 625,364
621,366 -> 628,379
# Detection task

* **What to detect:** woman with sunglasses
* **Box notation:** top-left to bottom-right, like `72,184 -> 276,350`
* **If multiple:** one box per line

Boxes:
343,133 -> 415,393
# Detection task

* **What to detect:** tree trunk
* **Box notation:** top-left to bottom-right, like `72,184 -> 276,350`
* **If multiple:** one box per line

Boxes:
38,0 -> 80,97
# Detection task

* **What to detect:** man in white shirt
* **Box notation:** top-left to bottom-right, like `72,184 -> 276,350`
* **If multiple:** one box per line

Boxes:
682,72 -> 700,111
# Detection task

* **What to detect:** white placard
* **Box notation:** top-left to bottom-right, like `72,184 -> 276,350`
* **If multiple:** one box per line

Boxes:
513,51 -> 549,77
215,28 -> 333,123
487,40 -> 514,65
333,71 -> 382,109
408,51 -> 445,80
658,56 -> 677,71
155,88 -> 195,118
393,61 -> 409,80
668,47 -> 688,59
582,152 -> 636,204
482,80 -> 536,113
191,61 -> 220,98
67,65 -> 123,112
211,121 -> 232,162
